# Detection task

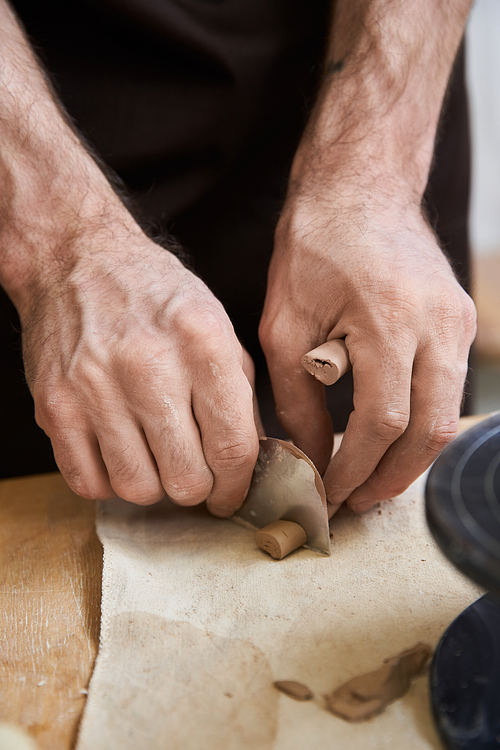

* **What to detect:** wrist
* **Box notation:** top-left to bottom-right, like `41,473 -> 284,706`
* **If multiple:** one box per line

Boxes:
284,156 -> 425,234
276,178 -> 434,266
290,94 -> 438,205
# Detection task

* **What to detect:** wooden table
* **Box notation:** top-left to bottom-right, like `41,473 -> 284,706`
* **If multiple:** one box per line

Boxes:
0,416 -> 489,749
0,473 -> 102,750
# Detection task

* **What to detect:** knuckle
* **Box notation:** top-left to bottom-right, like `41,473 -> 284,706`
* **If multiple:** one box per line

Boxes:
164,472 -> 213,505
35,392 -> 72,431
174,307 -> 243,372
377,300 -> 417,331
114,334 -> 161,372
369,410 -> 409,442
114,478 -> 164,505
207,436 -> 259,473
48,428 -> 113,501
159,443 -> 213,504
108,455 -> 143,486
106,455 -> 162,504
423,421 -> 459,455
58,462 -> 111,501
275,205 -> 316,246
434,290 -> 477,338
177,303 -> 228,345
61,467 -> 87,498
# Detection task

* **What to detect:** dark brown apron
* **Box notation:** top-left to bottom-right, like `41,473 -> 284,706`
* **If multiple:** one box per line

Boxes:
1,0 -> 471,476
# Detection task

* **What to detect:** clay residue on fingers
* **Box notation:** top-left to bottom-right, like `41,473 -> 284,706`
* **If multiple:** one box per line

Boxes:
325,643 -> 432,722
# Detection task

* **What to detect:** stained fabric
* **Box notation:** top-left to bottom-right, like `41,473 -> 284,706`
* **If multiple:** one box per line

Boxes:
75,473 -> 482,749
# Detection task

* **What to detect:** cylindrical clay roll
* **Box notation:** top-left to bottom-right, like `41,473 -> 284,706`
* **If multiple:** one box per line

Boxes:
254,520 -> 307,560
301,339 -> 351,386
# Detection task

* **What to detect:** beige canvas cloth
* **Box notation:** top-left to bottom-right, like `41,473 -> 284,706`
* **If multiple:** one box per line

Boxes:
76,473 -> 482,750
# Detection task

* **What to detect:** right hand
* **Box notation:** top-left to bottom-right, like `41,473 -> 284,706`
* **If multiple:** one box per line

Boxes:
19,221 -> 259,515
0,0 -> 258,513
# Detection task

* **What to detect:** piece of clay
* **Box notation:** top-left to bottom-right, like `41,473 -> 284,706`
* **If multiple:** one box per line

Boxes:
234,437 -> 330,556
301,340 -> 351,386
273,681 -> 314,701
254,520 -> 307,560
324,642 -> 432,722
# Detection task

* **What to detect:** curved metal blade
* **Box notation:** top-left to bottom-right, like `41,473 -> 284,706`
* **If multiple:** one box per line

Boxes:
233,438 -> 331,556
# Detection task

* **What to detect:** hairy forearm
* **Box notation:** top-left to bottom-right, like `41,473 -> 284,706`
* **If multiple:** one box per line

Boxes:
292,0 -> 473,200
0,1 -> 135,314
0,2 -> 260,514
262,0 -> 476,506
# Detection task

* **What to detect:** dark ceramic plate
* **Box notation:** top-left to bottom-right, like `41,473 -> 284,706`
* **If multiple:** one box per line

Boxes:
430,594 -> 500,750
426,413 -> 500,599
426,413 -> 500,749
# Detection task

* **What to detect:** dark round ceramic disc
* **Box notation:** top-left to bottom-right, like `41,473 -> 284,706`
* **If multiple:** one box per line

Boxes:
426,413 -> 500,599
430,594 -> 500,749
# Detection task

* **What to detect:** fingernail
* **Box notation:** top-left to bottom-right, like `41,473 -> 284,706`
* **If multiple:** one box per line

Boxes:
207,505 -> 236,518
350,502 -> 372,514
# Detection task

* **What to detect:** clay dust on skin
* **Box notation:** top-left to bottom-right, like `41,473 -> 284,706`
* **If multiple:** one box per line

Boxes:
208,361 -> 221,378
160,397 -> 182,428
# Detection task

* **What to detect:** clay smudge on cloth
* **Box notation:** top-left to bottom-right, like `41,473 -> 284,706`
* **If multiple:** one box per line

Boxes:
325,643 -> 432,722
273,681 -> 314,701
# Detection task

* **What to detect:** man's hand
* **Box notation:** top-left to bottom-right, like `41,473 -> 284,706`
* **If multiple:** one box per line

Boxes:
22,227 -> 258,513
0,1 -> 258,511
260,0 -> 476,515
260,194 -> 476,515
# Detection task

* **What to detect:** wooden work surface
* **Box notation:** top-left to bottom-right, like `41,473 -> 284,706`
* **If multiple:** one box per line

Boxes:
0,473 -> 102,750
0,416 -> 489,749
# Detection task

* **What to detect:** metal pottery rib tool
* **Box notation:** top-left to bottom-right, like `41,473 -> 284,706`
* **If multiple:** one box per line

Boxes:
232,339 -> 351,558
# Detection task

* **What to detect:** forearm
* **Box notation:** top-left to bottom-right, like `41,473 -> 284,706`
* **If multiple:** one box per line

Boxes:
0,1 -> 136,316
0,1 -> 260,512
292,0 -> 473,201
261,0 -> 476,505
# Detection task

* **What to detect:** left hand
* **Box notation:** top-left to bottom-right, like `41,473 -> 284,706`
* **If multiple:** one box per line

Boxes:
259,183 -> 476,516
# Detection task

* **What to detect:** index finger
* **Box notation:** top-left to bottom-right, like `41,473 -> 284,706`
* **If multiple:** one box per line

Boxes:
264,328 -> 334,475
324,336 -> 416,511
195,356 -> 260,517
